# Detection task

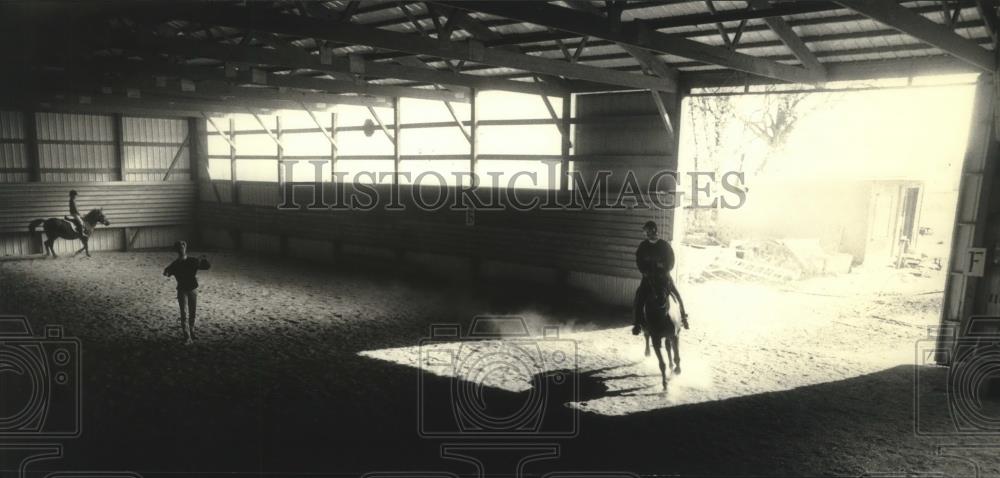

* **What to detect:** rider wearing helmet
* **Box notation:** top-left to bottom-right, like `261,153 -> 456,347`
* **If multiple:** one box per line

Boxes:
632,220 -> 687,334
68,190 -> 88,238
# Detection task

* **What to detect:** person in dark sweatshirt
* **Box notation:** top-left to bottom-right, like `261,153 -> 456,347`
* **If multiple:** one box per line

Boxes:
163,241 -> 211,344
632,220 -> 688,335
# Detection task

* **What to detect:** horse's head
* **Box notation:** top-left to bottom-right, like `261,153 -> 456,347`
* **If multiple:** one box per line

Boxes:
86,208 -> 110,227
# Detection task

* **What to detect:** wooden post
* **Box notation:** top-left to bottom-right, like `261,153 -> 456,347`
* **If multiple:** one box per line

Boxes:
187,117 -> 207,248
330,112 -> 338,183
276,114 -> 283,188
229,117 -> 238,205
470,88 -> 478,182
467,88 -> 478,228
113,113 -> 125,181
393,97 -> 401,185
23,111 -> 40,182
187,118 -> 201,183
24,110 -> 42,253
111,113 -> 126,251
561,93 -> 571,192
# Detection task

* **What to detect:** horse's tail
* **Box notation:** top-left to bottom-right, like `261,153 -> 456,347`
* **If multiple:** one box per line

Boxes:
29,219 -> 45,233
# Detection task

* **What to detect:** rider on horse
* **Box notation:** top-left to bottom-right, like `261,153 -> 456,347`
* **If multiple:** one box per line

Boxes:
632,220 -> 687,335
67,190 -> 88,238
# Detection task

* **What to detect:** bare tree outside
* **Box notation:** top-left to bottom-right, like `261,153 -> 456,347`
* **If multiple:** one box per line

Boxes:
684,86 -> 832,241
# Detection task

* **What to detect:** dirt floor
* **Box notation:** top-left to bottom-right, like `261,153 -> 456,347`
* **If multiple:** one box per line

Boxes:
1,251 -> 998,478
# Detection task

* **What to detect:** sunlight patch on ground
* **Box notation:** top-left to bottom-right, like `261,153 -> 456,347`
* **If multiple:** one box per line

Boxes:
359,323 -> 914,416
360,268 -> 942,416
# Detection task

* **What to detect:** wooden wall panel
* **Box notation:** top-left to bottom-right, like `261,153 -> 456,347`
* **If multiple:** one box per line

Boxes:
197,181 -> 671,279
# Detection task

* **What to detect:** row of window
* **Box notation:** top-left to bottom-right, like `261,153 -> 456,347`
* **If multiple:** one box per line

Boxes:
206,93 -> 568,189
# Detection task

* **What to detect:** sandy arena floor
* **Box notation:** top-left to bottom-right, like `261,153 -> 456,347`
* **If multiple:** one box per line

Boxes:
1,251 -> 998,478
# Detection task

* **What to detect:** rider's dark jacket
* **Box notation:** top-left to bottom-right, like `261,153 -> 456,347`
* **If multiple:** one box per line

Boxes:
636,239 -> 673,279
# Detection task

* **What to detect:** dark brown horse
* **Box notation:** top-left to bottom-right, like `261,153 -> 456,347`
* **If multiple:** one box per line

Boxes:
29,208 -> 110,258
639,278 -> 688,391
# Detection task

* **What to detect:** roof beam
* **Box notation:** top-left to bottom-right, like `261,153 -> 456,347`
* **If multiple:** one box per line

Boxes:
407,17 -> 989,77
3,90 -> 301,117
681,55 -> 978,89
96,57 -> 471,103
976,0 -> 999,44
439,1 -> 822,84
178,6 -> 675,92
558,1 -> 680,89
747,0 -> 827,80
395,56 -> 471,141
426,5 -> 576,93
834,0 -> 995,72
111,34 -> 563,96
5,70 -> 390,109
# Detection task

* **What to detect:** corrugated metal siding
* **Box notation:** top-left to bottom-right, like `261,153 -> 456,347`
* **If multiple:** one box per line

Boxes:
38,143 -> 116,182
35,113 -> 113,141
124,117 -> 191,182
0,233 -> 34,257
50,227 -> 122,255
0,111 -> 199,256
0,110 -> 28,183
239,182 -> 280,207
124,145 -> 190,182
129,225 -> 194,250
482,260 -> 559,285
0,111 -> 24,139
36,113 -> 115,183
568,271 -> 641,307
575,91 -> 678,196
287,237 -> 334,262
199,180 -> 233,203
200,227 -> 235,250
342,243 -> 396,260
242,232 -> 281,254
123,117 -> 186,143
404,251 -> 471,278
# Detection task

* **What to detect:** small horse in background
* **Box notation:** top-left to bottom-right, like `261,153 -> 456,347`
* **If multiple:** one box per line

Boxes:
29,208 -> 110,258
639,289 -> 685,391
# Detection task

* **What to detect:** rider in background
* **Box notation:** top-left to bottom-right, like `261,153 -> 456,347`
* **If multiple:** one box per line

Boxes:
68,190 -> 87,238
164,240 -> 211,345
632,220 -> 688,334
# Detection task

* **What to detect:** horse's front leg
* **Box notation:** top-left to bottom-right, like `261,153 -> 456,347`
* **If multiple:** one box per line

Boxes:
664,338 -> 674,371
651,337 -> 667,391
644,331 -> 651,357
73,238 -> 90,257
669,336 -> 681,374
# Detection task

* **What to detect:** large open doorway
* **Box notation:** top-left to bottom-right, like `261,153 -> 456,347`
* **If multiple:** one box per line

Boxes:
663,74 -> 978,411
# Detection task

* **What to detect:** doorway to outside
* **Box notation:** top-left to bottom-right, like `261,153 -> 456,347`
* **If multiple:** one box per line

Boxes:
660,74 -> 978,409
